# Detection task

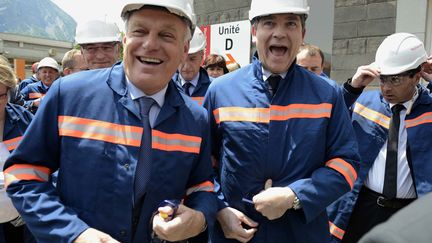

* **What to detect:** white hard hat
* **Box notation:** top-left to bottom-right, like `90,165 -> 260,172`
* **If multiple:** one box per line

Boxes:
121,0 -> 196,31
75,20 -> 121,45
249,0 -> 310,21
375,33 -> 427,75
37,57 -> 60,72
188,28 -> 206,54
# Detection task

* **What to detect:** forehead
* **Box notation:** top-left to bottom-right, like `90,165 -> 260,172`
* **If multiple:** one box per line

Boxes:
259,13 -> 301,22
127,8 -> 187,31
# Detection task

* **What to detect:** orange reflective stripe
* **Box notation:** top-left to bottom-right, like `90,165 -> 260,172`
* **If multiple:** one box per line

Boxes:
152,130 -> 202,154
213,107 -> 270,124
406,112 -> 432,128
270,103 -> 332,120
191,97 -> 204,106
186,181 -> 214,196
329,221 -> 345,240
2,136 -> 23,151
4,164 -> 51,188
58,116 -> 143,147
353,103 -> 390,129
326,158 -> 357,189
29,93 -> 44,99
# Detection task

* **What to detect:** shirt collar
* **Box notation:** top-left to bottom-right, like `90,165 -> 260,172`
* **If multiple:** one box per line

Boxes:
126,76 -> 167,108
262,67 -> 287,81
389,86 -> 419,115
180,72 -> 200,87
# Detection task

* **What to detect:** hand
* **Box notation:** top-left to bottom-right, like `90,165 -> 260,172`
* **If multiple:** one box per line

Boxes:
33,98 -> 41,107
351,64 -> 381,88
216,207 -> 258,242
73,228 -> 119,243
253,179 -> 295,220
152,204 -> 206,242
421,56 -> 432,81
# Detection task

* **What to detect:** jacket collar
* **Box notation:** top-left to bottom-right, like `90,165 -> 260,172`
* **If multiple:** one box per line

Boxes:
106,62 -> 184,126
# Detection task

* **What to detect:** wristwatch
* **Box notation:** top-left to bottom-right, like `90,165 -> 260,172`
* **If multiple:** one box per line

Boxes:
292,196 -> 302,210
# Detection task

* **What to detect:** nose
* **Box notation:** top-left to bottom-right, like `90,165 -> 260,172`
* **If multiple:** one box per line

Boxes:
142,32 -> 159,51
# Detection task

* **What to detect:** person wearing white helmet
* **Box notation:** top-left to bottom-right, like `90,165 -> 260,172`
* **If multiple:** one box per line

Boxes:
328,32 -> 432,243
173,27 -> 211,105
4,1 -> 216,243
21,57 -> 60,113
204,0 -> 360,242
75,20 -> 122,70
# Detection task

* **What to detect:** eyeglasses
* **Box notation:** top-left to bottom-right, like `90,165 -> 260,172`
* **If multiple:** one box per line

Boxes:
379,69 -> 419,86
81,42 -> 117,54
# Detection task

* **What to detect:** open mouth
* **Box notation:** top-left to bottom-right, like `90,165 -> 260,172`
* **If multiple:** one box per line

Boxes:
137,56 -> 163,65
269,45 -> 288,56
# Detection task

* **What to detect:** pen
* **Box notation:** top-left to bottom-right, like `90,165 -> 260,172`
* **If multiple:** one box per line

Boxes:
242,198 -> 254,205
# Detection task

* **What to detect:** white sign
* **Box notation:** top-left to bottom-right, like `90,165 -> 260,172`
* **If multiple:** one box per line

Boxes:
207,20 -> 251,68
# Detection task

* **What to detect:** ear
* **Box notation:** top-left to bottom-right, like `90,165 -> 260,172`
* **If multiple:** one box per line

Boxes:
182,41 -> 190,63
251,25 -> 257,38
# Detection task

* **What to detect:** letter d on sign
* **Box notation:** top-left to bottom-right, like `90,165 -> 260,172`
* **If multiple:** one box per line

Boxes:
225,39 -> 233,50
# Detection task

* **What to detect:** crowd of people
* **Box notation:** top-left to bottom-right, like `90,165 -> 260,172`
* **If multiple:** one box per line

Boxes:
0,0 -> 432,242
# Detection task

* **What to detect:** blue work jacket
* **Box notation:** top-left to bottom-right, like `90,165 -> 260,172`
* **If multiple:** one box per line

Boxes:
328,86 -> 432,242
4,63 -> 217,243
204,56 -> 360,243
0,104 -> 33,243
18,76 -> 38,92
173,67 -> 211,105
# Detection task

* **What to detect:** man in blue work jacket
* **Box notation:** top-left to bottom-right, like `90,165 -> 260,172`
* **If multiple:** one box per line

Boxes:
204,0 -> 360,242
4,1 -> 217,242
328,33 -> 432,242
173,27 -> 211,106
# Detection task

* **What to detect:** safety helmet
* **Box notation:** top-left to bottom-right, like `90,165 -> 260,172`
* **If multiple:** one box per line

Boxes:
375,33 -> 427,75
188,28 -> 206,54
75,20 -> 121,45
249,0 -> 310,21
31,62 -> 39,73
37,57 -> 60,72
121,0 -> 196,32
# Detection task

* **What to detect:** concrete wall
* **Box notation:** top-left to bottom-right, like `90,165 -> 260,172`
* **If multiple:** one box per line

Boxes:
331,0 -> 396,83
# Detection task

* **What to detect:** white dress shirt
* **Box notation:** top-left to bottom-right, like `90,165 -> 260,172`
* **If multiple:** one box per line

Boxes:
126,77 -> 167,128
364,90 -> 419,199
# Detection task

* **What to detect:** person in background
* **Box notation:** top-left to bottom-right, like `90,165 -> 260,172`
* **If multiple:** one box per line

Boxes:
203,54 -> 229,79
0,56 -> 25,106
204,0 -> 360,242
61,49 -> 88,76
328,32 -> 432,242
20,57 -> 60,113
4,1 -> 217,242
0,63 -> 34,243
174,28 -> 211,106
296,43 -> 328,77
75,20 -> 122,70
18,62 -> 39,92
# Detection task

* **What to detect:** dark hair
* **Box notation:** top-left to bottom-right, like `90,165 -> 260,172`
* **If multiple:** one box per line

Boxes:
203,54 -> 229,74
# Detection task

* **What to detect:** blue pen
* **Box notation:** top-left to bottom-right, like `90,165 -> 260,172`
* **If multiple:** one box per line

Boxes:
242,198 -> 254,205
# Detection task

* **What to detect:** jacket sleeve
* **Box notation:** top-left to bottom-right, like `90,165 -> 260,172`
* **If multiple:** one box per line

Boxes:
182,108 -> 218,231
203,88 -> 229,212
4,81 -> 89,243
341,80 -> 363,109
289,85 -> 361,223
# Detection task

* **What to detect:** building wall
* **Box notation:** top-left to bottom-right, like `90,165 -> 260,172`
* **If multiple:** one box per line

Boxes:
331,0 -> 396,83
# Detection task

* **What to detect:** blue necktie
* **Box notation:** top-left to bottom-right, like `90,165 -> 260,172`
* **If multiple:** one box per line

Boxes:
134,97 -> 155,202
383,104 -> 405,199
183,82 -> 192,96
267,75 -> 282,97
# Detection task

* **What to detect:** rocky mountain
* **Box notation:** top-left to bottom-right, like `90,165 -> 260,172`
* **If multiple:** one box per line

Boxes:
0,0 -> 76,42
